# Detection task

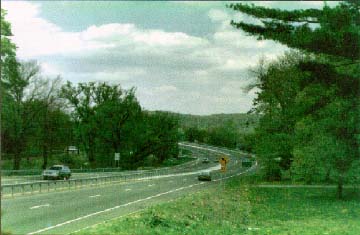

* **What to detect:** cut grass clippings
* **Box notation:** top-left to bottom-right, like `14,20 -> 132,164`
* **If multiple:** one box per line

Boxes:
75,175 -> 360,235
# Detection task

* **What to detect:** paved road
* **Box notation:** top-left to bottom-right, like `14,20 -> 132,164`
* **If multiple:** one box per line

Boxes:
2,144 -> 253,235
1,146 -> 206,185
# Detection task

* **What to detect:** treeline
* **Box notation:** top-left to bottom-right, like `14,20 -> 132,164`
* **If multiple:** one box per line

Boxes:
1,9 -> 179,170
178,115 -> 258,152
229,1 -> 360,198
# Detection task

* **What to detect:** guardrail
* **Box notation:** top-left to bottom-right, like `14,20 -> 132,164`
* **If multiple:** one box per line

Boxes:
1,144 -> 201,176
0,158 -> 209,198
1,167 -> 128,176
1,143 -> 252,198
1,167 -> 188,197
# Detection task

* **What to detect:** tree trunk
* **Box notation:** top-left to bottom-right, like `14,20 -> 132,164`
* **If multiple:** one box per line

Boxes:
42,144 -> 48,169
13,151 -> 21,170
337,175 -> 343,199
325,168 -> 331,183
88,147 -> 95,166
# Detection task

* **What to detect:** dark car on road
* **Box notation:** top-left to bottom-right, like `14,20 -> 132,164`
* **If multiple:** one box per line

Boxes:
198,171 -> 212,181
43,165 -> 71,180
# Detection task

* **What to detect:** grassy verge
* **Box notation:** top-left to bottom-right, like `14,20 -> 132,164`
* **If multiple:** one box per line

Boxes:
160,156 -> 195,167
75,175 -> 360,235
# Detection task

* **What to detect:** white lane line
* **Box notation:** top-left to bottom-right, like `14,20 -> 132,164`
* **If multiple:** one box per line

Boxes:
134,164 -> 221,183
28,144 -> 253,235
27,182 -> 206,235
30,204 -> 50,210
89,195 -> 101,198
125,188 -> 131,191
213,162 -> 257,182
148,184 -> 155,187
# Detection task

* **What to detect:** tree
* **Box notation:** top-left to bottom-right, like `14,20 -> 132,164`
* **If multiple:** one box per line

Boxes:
28,76 -> 72,169
1,60 -> 43,169
230,1 -> 360,198
184,127 -> 208,143
94,85 -> 142,166
60,82 -> 143,167
229,2 -> 360,60
129,111 -> 180,168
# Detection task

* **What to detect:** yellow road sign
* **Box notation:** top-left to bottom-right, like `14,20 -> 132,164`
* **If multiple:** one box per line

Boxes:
219,155 -> 229,172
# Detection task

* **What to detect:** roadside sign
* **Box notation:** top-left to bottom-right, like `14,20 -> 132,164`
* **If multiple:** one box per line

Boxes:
114,153 -> 120,161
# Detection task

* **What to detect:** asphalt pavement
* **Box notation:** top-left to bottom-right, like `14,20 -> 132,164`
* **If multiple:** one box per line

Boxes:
1,144 -> 252,235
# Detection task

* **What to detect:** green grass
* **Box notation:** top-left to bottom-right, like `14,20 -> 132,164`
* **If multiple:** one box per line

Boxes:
160,157 -> 195,167
76,176 -> 360,235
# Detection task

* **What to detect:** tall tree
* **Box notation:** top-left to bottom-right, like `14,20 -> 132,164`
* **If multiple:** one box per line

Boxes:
60,82 -> 142,167
2,60 -> 43,169
29,76 -> 70,169
129,111 -> 180,167
94,85 -> 142,166
230,1 -> 360,198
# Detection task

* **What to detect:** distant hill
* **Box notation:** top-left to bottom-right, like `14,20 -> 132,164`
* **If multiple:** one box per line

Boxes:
145,111 -> 259,151
146,111 -> 259,134
178,113 -> 259,133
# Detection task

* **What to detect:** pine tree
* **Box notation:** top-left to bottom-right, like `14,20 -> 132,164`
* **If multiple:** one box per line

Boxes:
229,1 -> 360,198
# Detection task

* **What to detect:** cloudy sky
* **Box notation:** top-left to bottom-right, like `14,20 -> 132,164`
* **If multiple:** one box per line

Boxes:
3,1 -> 336,115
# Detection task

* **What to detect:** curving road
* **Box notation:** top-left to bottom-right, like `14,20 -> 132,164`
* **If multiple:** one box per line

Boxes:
1,143 -> 255,235
1,146 -> 208,185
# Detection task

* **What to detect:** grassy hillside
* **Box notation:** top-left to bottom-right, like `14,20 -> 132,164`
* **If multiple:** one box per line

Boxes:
75,175 -> 360,235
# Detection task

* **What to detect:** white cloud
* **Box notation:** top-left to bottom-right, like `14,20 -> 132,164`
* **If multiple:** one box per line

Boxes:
155,85 -> 178,93
40,62 -> 61,76
2,1 -> 291,114
3,1 -> 110,58
208,9 -> 229,22
3,2 -> 206,59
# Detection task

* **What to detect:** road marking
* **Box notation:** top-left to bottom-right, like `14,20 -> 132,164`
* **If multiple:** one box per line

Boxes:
125,188 -> 131,191
148,184 -> 155,187
24,143 -> 254,235
27,182 -> 206,235
212,162 -> 257,182
30,204 -> 50,210
89,195 -> 101,198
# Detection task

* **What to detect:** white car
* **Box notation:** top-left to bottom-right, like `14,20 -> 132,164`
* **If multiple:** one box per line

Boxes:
43,165 -> 71,180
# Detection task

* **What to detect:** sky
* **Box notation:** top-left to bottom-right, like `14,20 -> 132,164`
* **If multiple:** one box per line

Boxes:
2,1 -> 338,115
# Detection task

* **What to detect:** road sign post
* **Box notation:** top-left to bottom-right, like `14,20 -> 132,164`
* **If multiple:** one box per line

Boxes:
114,153 -> 120,167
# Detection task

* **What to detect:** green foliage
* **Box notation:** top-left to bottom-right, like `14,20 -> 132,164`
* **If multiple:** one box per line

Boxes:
1,61 -> 42,169
229,1 -> 360,60
128,111 -> 180,168
179,113 -> 259,151
230,1 -> 360,197
1,9 -> 16,59
60,82 -> 180,169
